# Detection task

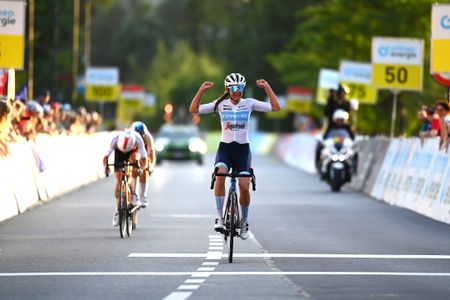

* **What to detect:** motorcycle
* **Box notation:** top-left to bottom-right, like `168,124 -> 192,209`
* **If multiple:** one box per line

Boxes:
318,129 -> 356,192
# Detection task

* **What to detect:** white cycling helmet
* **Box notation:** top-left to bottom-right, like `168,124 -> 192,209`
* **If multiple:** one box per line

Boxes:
117,129 -> 136,153
224,72 -> 246,88
332,109 -> 349,123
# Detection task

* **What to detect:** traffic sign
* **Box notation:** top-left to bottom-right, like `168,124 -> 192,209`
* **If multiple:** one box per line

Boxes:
372,37 -> 424,91
432,72 -> 450,87
85,67 -> 120,101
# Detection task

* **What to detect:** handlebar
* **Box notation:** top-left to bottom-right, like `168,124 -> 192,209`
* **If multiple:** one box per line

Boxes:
210,167 -> 256,191
105,162 -> 140,177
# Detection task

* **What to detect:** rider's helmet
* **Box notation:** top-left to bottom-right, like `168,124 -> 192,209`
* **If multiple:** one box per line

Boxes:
332,109 -> 349,124
117,129 -> 136,153
224,72 -> 246,88
130,121 -> 147,136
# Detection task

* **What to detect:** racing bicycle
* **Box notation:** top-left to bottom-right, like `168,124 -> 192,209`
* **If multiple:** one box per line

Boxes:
106,162 -> 141,239
210,166 -> 256,263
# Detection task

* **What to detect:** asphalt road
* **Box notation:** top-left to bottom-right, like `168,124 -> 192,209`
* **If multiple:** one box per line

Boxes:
1,154 -> 450,300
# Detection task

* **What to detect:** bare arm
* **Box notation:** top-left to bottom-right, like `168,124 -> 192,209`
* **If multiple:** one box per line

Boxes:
256,79 -> 281,111
189,81 -> 214,113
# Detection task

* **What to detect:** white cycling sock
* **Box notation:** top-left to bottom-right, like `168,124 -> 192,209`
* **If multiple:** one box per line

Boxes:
241,205 -> 249,224
139,181 -> 148,200
215,196 -> 224,219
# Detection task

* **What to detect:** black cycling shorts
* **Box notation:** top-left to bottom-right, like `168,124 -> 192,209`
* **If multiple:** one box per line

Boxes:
114,149 -> 132,172
214,142 -> 251,173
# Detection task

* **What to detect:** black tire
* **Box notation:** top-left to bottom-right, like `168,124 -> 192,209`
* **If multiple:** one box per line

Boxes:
228,192 -> 237,263
126,192 -> 132,237
119,181 -> 127,239
331,180 -> 341,192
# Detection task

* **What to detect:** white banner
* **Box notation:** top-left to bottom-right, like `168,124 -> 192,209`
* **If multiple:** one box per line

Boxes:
372,37 -> 423,65
0,1 -> 25,35
432,4 -> 450,39
339,61 -> 372,84
85,68 -> 119,85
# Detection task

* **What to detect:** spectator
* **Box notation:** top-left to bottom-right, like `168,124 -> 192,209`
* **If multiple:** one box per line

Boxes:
418,105 -> 432,146
434,101 -> 450,150
0,99 -> 12,157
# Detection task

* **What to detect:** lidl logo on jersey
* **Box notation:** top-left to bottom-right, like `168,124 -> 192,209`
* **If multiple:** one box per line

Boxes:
221,111 -> 249,122
224,122 -> 246,131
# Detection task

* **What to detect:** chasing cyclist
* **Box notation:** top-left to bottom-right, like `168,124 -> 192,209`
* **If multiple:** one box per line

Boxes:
189,72 -> 280,239
130,121 -> 156,208
103,129 -> 147,226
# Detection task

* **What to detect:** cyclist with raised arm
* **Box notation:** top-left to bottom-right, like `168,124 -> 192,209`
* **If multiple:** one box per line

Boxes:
103,129 -> 147,226
189,73 -> 280,240
130,121 -> 156,208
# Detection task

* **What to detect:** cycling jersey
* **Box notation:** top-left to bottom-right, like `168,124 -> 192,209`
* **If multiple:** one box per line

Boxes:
141,129 -> 155,152
105,131 -> 147,158
198,98 -> 272,144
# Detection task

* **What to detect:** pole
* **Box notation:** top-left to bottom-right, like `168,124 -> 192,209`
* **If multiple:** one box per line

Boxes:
84,0 -> 91,67
72,0 -> 80,103
28,0 -> 34,100
390,90 -> 400,138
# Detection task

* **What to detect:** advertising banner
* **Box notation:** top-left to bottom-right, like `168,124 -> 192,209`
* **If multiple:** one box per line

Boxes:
316,69 -> 339,105
0,1 -> 26,69
372,37 -> 424,91
431,4 -> 450,72
85,68 -> 120,101
339,61 -> 377,104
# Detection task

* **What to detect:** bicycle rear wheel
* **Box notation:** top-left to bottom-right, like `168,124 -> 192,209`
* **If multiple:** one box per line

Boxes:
119,181 -> 127,239
228,192 -> 238,263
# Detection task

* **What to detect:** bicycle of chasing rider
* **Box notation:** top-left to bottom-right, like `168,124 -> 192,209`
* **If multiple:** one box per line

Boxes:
210,166 -> 256,263
106,161 -> 141,239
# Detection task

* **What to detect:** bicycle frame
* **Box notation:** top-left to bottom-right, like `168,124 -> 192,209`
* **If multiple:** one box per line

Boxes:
211,167 -> 255,263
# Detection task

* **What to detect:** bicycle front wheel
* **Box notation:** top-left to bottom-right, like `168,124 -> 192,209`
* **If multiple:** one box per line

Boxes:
119,181 -> 127,239
228,191 -> 238,263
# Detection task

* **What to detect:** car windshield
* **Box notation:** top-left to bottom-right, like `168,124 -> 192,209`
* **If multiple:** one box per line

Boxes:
158,125 -> 200,139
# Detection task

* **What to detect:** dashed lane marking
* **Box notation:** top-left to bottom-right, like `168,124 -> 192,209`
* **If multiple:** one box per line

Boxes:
161,292 -> 192,300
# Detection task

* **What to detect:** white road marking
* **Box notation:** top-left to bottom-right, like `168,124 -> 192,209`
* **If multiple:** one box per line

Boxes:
208,235 -> 222,239
205,251 -> 222,260
184,279 -> 205,284
208,247 -> 223,251
202,262 -> 219,266
162,292 -> 192,300
129,253 -> 205,258
191,273 -> 210,278
129,253 -> 450,260
209,243 -> 223,246
178,285 -> 199,290
1,271 -> 450,277
197,267 -> 215,272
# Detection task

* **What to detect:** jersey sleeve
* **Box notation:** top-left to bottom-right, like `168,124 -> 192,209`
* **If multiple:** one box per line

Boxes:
198,100 -> 217,114
136,134 -> 148,158
105,135 -> 118,157
250,98 -> 272,112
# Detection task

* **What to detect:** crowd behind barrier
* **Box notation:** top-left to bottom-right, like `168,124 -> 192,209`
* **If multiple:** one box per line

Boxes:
0,132 -> 113,223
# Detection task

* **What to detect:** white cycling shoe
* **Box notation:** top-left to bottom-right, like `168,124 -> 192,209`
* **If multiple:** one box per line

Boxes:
214,218 -> 224,233
240,223 -> 249,240
131,194 -> 141,207
140,196 -> 149,208
112,211 -> 119,227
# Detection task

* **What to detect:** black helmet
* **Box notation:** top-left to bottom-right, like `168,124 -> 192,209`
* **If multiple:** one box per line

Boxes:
337,84 -> 349,95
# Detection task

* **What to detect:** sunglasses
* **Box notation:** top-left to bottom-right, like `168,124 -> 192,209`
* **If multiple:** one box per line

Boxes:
228,84 -> 245,93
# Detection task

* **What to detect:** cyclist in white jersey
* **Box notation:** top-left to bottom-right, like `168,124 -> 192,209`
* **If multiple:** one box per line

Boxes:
103,129 -> 147,226
189,72 -> 280,239
130,121 -> 156,208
